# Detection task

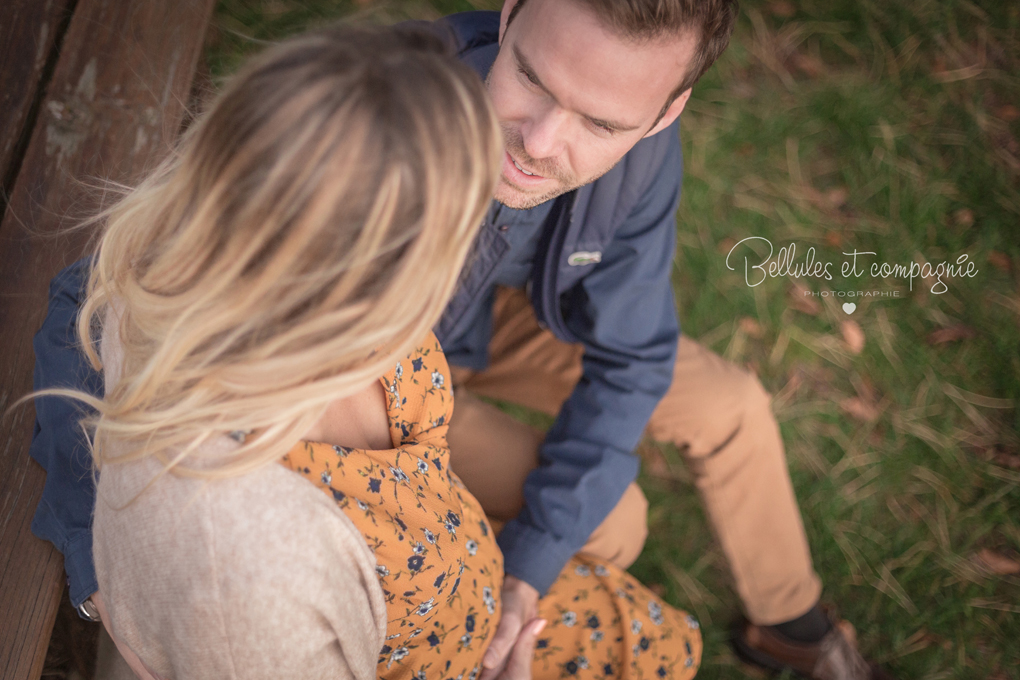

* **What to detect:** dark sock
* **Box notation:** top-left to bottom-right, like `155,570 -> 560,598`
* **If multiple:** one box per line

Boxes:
769,603 -> 832,643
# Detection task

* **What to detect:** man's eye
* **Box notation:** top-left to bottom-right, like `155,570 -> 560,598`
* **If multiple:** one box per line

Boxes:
518,67 -> 540,86
590,121 -> 616,135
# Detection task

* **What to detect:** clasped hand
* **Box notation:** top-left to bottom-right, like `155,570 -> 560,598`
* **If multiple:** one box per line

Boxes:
479,575 -> 546,680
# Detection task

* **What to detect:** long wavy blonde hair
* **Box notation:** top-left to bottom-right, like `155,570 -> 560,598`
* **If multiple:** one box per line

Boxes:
62,25 -> 501,478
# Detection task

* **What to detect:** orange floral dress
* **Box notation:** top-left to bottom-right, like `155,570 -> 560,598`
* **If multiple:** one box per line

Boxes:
281,333 -> 701,680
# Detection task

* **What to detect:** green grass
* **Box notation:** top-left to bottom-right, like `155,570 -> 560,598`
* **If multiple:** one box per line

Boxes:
642,2 -> 1020,678
206,1 -> 1020,677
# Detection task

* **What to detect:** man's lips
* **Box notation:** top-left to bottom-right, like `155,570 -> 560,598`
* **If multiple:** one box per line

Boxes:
512,156 -> 538,177
502,150 -> 547,186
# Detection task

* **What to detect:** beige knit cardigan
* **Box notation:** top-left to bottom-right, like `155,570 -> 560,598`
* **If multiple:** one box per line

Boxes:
92,320 -> 387,680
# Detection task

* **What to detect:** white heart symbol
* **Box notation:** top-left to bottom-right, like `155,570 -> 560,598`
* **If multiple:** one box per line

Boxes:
843,303 -> 856,314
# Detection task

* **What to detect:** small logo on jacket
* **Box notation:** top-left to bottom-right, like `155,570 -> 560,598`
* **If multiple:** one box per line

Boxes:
567,251 -> 602,266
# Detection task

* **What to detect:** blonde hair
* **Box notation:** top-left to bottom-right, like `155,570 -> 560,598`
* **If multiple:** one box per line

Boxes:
60,25 -> 501,478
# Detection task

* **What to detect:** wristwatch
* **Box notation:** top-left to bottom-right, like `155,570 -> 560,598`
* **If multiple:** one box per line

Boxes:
77,596 -> 101,622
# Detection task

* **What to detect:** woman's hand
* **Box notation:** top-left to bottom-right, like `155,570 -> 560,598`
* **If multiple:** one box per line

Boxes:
91,591 -> 163,680
480,616 -> 547,680
480,575 -> 545,680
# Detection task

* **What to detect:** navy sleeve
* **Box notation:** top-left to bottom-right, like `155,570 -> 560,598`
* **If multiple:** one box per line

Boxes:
29,258 -> 102,608
496,132 -> 682,595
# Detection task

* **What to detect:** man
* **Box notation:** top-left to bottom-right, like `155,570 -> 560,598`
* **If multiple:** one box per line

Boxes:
31,1 -> 888,678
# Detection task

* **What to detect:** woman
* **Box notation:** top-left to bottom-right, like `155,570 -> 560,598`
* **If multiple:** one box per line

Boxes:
53,24 -> 701,680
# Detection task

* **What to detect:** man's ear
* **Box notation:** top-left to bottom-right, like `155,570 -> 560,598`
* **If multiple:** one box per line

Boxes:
499,0 -> 521,43
643,88 -> 692,138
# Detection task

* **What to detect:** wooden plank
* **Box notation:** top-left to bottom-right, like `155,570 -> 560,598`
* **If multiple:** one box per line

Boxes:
0,0 -> 76,212
0,1 -> 216,678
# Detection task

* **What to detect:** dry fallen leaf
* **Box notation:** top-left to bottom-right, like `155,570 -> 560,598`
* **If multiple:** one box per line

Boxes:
729,81 -> 757,100
841,319 -> 866,355
767,0 -> 796,18
791,53 -> 825,79
717,236 -> 737,255
996,130 -> 1020,155
853,374 -> 878,404
992,450 -> 1020,469
803,186 -> 849,213
927,324 -> 977,345
788,281 -> 821,315
977,548 -> 1020,575
952,208 -> 975,228
739,316 -> 765,338
988,251 -> 1013,273
994,104 -> 1020,122
824,231 -> 843,248
840,397 -> 880,422
824,186 -> 849,209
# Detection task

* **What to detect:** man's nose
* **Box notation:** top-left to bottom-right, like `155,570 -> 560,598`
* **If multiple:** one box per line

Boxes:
521,105 -> 569,161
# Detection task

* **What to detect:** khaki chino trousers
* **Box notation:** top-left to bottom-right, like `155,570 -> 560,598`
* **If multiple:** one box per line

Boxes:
447,288 -> 822,625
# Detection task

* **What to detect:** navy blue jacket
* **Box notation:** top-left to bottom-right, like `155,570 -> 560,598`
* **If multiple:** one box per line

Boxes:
436,13 -> 683,594
30,11 -> 683,605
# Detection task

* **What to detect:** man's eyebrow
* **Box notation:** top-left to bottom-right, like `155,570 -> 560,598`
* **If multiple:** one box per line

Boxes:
513,45 -> 554,99
512,44 -> 641,133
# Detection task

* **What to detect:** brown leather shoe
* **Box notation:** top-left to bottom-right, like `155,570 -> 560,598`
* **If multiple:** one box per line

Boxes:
732,616 -> 894,680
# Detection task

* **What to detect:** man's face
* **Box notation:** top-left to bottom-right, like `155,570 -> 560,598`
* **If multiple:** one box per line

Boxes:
487,0 -> 698,209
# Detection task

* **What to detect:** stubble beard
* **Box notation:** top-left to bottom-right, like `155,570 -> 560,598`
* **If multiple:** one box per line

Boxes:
494,122 -> 620,210
495,123 -> 575,209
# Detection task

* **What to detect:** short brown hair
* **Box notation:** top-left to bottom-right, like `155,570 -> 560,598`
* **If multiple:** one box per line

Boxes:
506,0 -> 739,119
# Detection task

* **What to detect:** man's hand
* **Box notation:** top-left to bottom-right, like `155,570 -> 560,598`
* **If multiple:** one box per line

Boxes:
480,576 -> 542,680
91,591 -> 163,680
